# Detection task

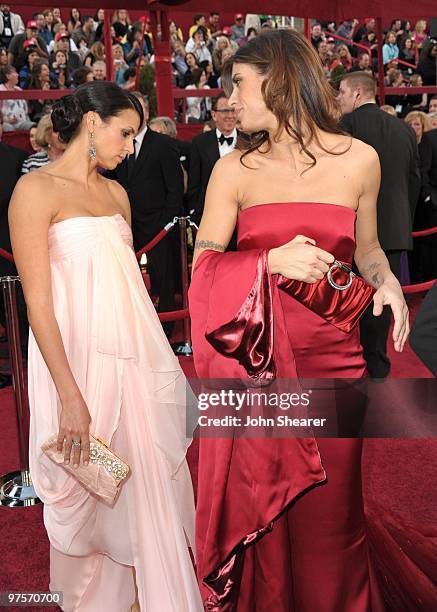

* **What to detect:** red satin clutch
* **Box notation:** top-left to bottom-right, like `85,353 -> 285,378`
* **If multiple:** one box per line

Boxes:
277,260 -> 375,333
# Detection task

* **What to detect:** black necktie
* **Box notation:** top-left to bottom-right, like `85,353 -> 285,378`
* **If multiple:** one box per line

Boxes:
218,134 -> 234,146
127,139 -> 137,181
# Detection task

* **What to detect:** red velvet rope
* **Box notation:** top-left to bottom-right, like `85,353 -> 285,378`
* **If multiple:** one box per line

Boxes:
157,308 -> 189,322
135,221 -> 176,259
412,226 -> 437,238
402,279 -> 436,294
0,248 -> 14,263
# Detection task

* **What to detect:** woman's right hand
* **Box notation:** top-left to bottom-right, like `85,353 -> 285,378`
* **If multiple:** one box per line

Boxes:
268,234 -> 335,283
56,392 -> 91,468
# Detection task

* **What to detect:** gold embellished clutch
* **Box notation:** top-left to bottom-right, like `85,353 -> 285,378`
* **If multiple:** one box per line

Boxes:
41,434 -> 131,506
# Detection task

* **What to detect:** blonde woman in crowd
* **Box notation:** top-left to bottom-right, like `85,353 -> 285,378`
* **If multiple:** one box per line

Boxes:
412,19 -> 428,49
336,44 -> 353,71
149,116 -> 178,138
84,41 -> 105,67
21,113 -> 66,174
380,104 -> 397,116
216,48 -> 235,87
219,47 -> 235,69
111,8 -> 132,39
212,35 -> 232,73
405,110 -> 431,143
112,44 -> 128,85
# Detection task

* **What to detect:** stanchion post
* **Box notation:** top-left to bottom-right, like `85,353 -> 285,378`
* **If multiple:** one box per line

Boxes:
0,276 -> 40,506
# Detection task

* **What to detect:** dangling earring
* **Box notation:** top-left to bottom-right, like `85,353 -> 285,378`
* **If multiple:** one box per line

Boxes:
88,131 -> 96,160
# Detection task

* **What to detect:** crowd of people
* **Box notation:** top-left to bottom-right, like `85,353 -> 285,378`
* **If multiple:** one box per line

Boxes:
0,6 -> 156,124
0,6 -> 257,125
2,6 -> 437,127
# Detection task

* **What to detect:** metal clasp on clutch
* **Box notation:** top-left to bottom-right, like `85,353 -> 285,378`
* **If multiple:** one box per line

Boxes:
327,260 -> 356,291
95,436 -> 109,448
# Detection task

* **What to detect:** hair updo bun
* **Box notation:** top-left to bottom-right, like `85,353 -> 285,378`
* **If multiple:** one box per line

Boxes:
51,95 -> 84,143
50,82 -> 144,147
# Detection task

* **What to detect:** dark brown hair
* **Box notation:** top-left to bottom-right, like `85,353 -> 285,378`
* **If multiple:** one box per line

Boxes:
221,29 -> 347,171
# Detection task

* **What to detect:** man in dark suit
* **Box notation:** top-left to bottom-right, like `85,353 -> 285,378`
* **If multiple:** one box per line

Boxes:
111,93 -> 184,321
410,282 -> 437,376
0,111 -> 28,377
417,127 -> 437,280
420,128 -> 437,206
338,72 -> 421,378
187,93 -> 237,226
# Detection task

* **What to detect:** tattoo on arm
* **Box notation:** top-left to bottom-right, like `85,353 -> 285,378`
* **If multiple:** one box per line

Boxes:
194,239 -> 226,252
362,262 -> 382,287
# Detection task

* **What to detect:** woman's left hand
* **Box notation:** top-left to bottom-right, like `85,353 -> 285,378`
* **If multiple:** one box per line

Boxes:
373,280 -> 409,352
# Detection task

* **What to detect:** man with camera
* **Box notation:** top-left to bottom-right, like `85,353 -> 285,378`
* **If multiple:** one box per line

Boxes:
50,32 -> 80,74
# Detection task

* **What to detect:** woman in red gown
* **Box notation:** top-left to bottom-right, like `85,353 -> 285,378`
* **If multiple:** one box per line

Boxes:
189,30 -> 409,610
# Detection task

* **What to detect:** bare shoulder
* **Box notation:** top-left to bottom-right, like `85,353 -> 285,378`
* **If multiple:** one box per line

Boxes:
100,175 -> 131,221
326,132 -> 378,164
337,136 -> 380,185
207,149 -> 245,202
350,137 -> 379,163
9,171 -> 56,220
203,150 -> 243,215
104,174 -> 128,201
14,169 -> 52,193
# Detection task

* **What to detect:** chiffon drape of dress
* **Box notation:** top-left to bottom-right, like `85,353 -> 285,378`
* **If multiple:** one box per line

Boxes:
28,214 -> 203,612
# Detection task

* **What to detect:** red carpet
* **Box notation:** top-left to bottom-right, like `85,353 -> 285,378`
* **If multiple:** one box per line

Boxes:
0,298 -> 436,611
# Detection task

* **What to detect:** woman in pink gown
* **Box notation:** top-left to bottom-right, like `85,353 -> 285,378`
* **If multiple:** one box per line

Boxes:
9,81 -> 203,611
189,30 -> 409,610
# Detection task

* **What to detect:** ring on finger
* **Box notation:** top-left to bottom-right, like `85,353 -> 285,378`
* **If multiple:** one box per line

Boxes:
72,440 -> 81,448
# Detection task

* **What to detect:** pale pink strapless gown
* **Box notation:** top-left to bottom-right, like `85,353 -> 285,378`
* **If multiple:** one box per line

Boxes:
28,214 -> 203,611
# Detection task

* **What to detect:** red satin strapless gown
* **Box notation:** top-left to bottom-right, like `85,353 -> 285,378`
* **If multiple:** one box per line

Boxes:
238,202 -> 366,378
190,203 -> 385,611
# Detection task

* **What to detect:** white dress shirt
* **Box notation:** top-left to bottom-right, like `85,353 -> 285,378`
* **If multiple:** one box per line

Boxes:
133,125 -> 147,158
216,128 -> 237,158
